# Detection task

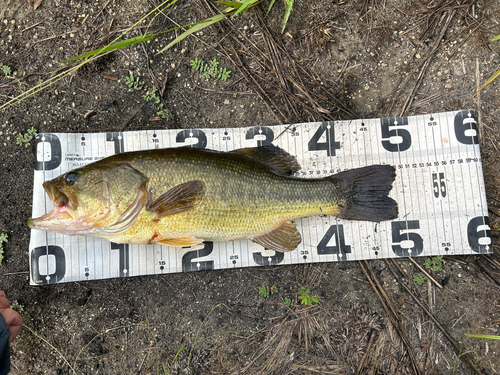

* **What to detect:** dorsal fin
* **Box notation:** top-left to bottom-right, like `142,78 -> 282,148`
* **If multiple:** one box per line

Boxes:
230,145 -> 301,175
146,180 -> 205,219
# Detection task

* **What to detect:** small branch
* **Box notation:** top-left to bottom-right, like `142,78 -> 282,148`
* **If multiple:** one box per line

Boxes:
407,257 -> 443,289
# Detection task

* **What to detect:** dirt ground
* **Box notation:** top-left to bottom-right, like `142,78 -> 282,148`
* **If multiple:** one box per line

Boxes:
1,0 -> 500,374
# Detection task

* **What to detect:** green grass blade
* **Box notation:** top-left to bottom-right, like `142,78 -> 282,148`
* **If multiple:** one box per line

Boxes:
477,66 -> 500,93
63,34 -> 156,62
281,0 -> 294,33
217,1 -> 247,8
466,334 -> 500,340
158,14 -> 225,54
233,0 -> 255,17
267,0 -> 276,13
491,34 -> 500,42
62,0 -> 179,63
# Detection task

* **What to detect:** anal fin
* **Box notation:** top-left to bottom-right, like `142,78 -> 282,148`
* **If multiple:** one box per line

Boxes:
251,221 -> 301,252
157,236 -> 204,247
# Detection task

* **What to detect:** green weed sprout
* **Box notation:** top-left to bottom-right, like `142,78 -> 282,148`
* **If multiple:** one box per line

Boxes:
190,58 -> 231,81
124,73 -> 170,120
298,285 -> 318,306
0,233 -> 7,266
424,255 -> 445,272
413,255 -> 445,285
0,63 -> 11,76
258,285 -> 278,298
283,296 -> 294,307
10,300 -> 24,313
16,127 -> 37,148
413,273 -> 428,286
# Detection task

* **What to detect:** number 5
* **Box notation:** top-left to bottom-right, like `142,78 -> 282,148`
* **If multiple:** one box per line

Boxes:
432,172 -> 446,198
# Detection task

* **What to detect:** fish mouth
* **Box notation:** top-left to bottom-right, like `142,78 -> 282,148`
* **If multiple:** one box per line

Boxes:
43,181 -> 77,213
28,182 -> 88,232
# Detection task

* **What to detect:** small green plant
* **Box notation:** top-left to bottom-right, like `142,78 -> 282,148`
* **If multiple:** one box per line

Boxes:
298,285 -> 318,306
10,300 -> 24,313
190,58 -> 231,81
413,255 -> 445,285
16,126 -> 37,148
452,343 -> 478,375
424,255 -> 445,272
413,273 -> 428,286
124,73 -> 170,120
0,63 -> 11,76
283,296 -> 294,307
0,233 -> 7,266
258,284 -> 278,298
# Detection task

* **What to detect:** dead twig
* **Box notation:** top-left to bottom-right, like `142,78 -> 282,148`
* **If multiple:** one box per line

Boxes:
407,257 -> 443,289
359,260 -> 422,375
399,9 -> 456,116
384,259 -> 485,375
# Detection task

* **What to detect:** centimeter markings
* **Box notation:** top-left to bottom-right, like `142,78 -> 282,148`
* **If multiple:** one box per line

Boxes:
28,110 -> 491,285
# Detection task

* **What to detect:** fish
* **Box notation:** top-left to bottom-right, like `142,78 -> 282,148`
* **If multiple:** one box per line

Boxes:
28,145 -> 398,252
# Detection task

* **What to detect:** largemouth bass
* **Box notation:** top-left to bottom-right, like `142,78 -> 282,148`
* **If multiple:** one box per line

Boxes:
28,145 -> 398,252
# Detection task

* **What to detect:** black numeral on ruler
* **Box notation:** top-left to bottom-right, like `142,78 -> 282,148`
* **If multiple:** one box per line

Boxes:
182,242 -> 214,271
111,243 -> 129,277
246,127 -> 274,146
380,117 -> 411,152
317,225 -> 351,255
176,129 -> 207,148
106,132 -> 124,154
432,172 -> 446,198
35,134 -> 62,171
467,216 -> 490,253
31,246 -> 66,284
454,110 -> 478,145
391,221 -> 423,257
308,122 -> 341,156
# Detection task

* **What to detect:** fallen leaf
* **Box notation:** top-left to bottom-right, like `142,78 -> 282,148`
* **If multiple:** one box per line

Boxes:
27,0 -> 43,10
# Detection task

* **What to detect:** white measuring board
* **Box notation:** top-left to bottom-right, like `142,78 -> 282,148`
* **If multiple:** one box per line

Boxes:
28,110 -> 491,285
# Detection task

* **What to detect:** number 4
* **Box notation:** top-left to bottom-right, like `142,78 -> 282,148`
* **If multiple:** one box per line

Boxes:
308,122 -> 341,156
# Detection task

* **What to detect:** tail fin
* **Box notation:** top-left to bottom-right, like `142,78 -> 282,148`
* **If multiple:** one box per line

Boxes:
332,165 -> 398,222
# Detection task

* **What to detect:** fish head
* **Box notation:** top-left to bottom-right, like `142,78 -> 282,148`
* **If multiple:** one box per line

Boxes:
28,162 -> 148,237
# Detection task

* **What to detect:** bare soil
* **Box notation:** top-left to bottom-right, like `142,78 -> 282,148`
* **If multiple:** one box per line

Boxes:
1,0 -> 500,374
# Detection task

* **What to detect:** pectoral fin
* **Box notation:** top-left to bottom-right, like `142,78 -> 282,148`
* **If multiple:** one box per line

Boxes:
146,180 -> 205,219
251,221 -> 302,252
157,236 -> 204,247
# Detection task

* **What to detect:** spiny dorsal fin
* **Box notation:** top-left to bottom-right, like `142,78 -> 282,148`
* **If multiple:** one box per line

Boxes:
146,180 -> 205,219
251,221 -> 302,252
230,145 -> 301,175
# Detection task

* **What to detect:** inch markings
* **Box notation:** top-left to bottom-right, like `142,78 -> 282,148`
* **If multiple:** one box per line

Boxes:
28,110 -> 490,284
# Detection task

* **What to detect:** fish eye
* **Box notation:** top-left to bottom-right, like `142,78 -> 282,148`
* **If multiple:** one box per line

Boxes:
65,172 -> 78,185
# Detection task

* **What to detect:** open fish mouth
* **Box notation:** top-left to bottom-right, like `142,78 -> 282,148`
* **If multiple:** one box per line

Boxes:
43,181 -> 77,213
27,182 -> 91,233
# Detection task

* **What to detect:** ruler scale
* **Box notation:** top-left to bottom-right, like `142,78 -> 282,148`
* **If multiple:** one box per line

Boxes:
28,110 -> 491,285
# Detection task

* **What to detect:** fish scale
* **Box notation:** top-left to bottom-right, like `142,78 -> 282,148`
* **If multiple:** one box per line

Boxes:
117,148 -> 340,243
